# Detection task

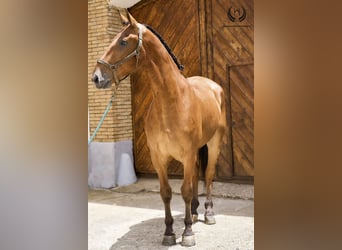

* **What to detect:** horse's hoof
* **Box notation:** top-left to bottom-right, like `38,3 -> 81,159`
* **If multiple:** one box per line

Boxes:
181,235 -> 196,247
192,214 -> 198,223
162,235 -> 176,246
205,215 -> 216,225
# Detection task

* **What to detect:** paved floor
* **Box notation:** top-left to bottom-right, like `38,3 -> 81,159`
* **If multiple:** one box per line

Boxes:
88,178 -> 254,250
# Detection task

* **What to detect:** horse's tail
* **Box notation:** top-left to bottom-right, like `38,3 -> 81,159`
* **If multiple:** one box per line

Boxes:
198,144 -> 208,182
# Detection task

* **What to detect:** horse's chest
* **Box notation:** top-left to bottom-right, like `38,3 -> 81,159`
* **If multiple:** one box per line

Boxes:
160,130 -> 186,157
145,124 -> 186,157
144,101 -> 198,157
146,126 -> 178,145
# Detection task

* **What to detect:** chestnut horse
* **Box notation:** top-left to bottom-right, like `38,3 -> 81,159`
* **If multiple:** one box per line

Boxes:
91,10 -> 227,247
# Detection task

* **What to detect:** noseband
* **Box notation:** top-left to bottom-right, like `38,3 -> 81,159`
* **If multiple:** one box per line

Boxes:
97,25 -> 143,86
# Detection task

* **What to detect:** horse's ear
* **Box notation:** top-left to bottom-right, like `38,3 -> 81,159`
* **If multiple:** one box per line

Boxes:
117,8 -> 138,27
126,10 -> 139,28
117,8 -> 130,26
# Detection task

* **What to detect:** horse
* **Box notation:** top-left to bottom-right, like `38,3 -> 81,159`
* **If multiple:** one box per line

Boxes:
91,10 -> 227,247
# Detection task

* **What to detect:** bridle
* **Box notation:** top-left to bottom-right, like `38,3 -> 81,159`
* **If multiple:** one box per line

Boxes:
97,25 -> 143,86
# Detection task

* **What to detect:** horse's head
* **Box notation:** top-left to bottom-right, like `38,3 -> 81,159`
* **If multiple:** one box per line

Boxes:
91,10 -> 144,89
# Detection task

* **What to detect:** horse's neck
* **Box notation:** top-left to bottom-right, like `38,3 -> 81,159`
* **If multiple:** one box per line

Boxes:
137,30 -> 186,105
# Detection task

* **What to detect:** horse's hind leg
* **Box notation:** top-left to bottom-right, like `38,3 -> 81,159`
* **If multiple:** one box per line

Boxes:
192,145 -> 208,223
204,128 -> 224,225
191,159 -> 200,223
150,154 -> 176,246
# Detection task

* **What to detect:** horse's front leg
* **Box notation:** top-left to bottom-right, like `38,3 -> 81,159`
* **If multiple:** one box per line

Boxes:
181,153 -> 197,247
150,154 -> 176,246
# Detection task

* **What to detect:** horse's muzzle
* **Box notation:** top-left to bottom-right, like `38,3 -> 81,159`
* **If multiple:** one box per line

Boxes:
92,73 -> 111,89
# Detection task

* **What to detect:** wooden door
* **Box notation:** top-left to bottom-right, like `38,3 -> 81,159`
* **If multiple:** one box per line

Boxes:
209,0 -> 254,178
129,0 -> 254,180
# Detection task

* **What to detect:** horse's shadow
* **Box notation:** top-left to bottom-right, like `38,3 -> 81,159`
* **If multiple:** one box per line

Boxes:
110,214 -> 191,249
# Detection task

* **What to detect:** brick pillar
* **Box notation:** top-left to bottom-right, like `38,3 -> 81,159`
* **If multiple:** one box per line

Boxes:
88,1 -> 136,188
88,0 -> 133,142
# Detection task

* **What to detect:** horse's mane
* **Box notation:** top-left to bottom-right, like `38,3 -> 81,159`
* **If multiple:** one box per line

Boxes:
143,24 -> 184,71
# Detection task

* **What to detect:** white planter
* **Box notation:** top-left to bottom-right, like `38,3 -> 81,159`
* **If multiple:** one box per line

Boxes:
88,141 -> 136,188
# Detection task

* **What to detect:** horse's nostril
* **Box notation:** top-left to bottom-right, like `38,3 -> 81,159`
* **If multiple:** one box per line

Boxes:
92,74 -> 99,84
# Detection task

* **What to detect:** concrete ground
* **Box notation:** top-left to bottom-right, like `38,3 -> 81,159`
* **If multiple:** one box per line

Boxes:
88,178 -> 254,250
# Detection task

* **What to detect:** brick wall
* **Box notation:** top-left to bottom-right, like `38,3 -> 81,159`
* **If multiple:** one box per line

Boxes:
88,0 -> 133,142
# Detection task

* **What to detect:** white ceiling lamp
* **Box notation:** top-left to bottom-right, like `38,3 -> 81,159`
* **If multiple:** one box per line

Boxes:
109,0 -> 141,8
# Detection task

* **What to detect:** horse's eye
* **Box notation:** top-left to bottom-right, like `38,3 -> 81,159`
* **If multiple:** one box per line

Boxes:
120,40 -> 128,46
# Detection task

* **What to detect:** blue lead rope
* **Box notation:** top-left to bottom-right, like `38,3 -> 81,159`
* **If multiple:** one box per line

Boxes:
88,94 -> 115,145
